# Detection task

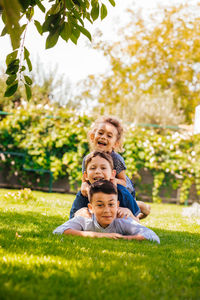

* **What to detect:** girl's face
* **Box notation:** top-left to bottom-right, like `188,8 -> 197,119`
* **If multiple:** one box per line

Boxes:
91,122 -> 119,153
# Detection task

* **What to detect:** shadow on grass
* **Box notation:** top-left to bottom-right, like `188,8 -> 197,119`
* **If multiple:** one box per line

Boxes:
0,211 -> 200,300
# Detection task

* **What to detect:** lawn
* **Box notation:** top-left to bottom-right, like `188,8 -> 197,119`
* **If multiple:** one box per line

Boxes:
0,188 -> 199,300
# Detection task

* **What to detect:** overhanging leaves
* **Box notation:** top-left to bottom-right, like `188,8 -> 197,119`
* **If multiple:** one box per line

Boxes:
25,83 -> 32,100
76,24 -> 91,41
91,2 -> 99,21
2,0 -> 21,49
101,4 -> 107,20
46,30 -> 60,49
4,82 -> 18,97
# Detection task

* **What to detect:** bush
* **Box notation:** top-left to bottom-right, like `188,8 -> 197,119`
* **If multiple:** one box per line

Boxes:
0,107 -> 200,201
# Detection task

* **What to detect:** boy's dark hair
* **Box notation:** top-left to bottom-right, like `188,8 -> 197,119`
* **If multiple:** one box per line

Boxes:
85,151 -> 114,171
89,179 -> 118,202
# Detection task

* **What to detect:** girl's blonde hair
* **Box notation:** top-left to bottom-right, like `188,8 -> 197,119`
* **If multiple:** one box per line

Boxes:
88,116 -> 124,152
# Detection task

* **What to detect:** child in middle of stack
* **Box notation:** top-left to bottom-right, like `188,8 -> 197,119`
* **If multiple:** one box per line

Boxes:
70,151 -> 140,221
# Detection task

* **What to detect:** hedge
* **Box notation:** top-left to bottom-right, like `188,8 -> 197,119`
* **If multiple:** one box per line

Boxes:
0,107 -> 199,202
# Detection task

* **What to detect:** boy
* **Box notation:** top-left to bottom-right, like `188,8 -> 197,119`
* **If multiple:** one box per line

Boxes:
69,151 -> 141,221
53,180 -> 160,243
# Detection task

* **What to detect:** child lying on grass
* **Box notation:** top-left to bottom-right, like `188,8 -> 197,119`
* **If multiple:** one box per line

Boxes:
70,151 -> 140,222
53,180 -> 160,243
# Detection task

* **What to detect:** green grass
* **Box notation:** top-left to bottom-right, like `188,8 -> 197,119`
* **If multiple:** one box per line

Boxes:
0,188 -> 200,300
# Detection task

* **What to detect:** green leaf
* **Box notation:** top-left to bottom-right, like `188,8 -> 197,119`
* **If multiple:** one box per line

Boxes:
71,9 -> 84,27
35,0 -> 45,12
72,27 -> 80,39
25,84 -> 32,100
24,47 -> 32,71
6,59 -> 19,75
20,66 -> 26,71
60,22 -> 71,42
1,26 -> 7,36
4,82 -> 18,97
47,3 -> 61,15
34,20 -> 43,35
101,3 -> 107,20
18,0 -> 30,10
70,34 -> 78,45
2,11 -> 7,24
91,3 -> 99,21
26,56 -> 32,72
86,12 -> 93,24
6,51 -> 18,66
46,30 -> 60,49
108,0 -> 115,6
6,74 -> 17,85
24,75 -> 33,85
24,47 -> 30,59
20,24 -> 27,35
2,0 -> 21,49
65,0 -> 74,10
26,6 -> 34,21
76,25 -> 91,41
42,14 -> 60,33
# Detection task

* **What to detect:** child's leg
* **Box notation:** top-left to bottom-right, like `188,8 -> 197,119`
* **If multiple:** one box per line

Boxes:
136,201 -> 151,219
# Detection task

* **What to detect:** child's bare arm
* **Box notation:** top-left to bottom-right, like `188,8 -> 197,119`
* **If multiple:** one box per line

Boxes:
115,170 -> 126,186
122,235 -> 146,241
63,229 -> 124,239
74,207 -> 92,218
80,181 -> 90,197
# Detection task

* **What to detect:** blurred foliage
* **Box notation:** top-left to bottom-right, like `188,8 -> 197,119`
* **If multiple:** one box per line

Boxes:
3,188 -> 37,203
0,0 -> 115,99
79,3 -> 200,124
0,109 -> 200,201
0,58 -> 74,113
0,106 -> 91,190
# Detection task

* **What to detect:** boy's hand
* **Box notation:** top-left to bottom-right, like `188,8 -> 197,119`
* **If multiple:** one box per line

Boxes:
81,182 -> 90,197
110,177 -> 117,186
94,232 -> 124,239
117,207 -> 140,222
74,207 -> 92,218
117,207 -> 133,219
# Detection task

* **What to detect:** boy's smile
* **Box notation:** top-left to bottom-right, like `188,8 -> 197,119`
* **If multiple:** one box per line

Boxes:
88,192 -> 119,228
92,122 -> 118,153
85,156 -> 116,183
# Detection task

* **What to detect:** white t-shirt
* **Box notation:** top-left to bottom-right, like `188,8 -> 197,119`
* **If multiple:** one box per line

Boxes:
53,215 -> 160,244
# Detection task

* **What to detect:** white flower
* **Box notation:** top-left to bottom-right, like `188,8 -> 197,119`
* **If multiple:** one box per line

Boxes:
150,157 -> 155,163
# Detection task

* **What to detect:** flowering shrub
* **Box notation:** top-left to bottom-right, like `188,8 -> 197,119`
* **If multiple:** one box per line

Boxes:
124,127 -> 199,202
0,107 -> 200,202
4,188 -> 37,203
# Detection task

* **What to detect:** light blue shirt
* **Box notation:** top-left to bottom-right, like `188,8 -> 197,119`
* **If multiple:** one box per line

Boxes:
53,215 -> 160,244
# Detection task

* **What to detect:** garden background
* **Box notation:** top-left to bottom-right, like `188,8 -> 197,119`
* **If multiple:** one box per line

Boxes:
0,1 -> 200,299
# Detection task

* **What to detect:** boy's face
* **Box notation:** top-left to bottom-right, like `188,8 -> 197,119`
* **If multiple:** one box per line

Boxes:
85,156 -> 116,184
88,192 -> 119,228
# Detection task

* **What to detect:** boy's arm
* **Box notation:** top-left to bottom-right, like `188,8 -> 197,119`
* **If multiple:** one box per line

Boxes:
115,170 -> 126,186
122,235 -> 146,241
123,219 -> 160,244
80,172 -> 90,197
69,192 -> 89,219
63,229 -> 123,239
